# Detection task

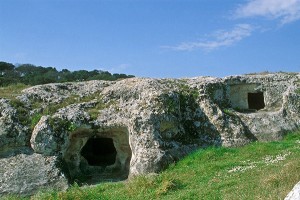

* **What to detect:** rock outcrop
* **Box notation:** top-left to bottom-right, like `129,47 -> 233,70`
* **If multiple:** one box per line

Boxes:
285,181 -> 300,200
0,72 -> 299,196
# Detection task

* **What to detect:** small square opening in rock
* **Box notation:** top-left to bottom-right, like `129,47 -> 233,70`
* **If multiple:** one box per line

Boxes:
248,92 -> 265,110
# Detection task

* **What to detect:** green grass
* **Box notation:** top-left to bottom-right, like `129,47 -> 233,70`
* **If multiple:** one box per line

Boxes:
223,108 -> 236,116
0,83 -> 30,99
295,80 -> 300,94
6,130 -> 300,200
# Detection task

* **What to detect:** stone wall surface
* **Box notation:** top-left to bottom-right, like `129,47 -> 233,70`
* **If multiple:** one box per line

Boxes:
0,72 -> 299,196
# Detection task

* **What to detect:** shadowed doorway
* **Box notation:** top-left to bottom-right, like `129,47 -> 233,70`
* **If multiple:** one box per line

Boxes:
248,92 -> 265,110
81,137 -> 117,166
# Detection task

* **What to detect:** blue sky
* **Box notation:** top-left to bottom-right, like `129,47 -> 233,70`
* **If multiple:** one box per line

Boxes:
0,0 -> 299,78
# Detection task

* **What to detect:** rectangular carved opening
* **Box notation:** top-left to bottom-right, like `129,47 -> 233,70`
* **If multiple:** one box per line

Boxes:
248,92 -> 265,110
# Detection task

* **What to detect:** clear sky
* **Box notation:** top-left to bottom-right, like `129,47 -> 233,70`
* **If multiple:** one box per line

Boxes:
0,0 -> 299,78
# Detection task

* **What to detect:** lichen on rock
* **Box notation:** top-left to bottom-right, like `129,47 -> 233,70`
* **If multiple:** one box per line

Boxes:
0,72 -> 300,196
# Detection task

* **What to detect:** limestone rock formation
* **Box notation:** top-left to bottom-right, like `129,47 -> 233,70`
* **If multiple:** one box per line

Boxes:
285,181 -> 300,200
0,72 -> 299,196
0,152 -> 68,196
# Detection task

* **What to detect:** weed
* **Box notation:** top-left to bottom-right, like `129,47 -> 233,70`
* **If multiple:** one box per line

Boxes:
10,99 -> 30,126
49,117 -> 78,133
223,108 -> 236,116
31,113 -> 42,129
87,99 -> 117,120
155,177 -> 178,196
125,175 -> 180,199
126,175 -> 157,196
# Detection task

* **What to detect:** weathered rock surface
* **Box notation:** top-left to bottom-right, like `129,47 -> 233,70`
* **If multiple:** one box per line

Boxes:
285,181 -> 300,200
0,150 -> 68,196
0,72 -> 299,196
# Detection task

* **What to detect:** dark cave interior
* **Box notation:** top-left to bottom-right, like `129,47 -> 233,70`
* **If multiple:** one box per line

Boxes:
81,137 -> 117,166
248,92 -> 265,110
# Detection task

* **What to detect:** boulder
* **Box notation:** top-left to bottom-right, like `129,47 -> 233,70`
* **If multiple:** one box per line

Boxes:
0,151 -> 68,196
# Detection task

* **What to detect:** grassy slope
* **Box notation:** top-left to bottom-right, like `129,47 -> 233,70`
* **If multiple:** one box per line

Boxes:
0,83 -> 30,99
6,131 -> 300,200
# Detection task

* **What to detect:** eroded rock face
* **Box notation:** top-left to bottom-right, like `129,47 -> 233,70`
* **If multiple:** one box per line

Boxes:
0,72 -> 300,196
0,151 -> 68,196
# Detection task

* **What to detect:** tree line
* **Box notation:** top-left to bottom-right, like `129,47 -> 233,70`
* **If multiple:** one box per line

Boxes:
0,61 -> 134,86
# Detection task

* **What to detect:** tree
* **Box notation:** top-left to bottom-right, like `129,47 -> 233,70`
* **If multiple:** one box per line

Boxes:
0,70 -> 20,86
113,73 -> 134,80
0,61 -> 135,86
72,70 -> 90,81
0,62 -> 15,72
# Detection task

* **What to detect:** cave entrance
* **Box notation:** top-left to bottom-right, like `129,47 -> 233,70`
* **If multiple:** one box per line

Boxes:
65,127 -> 132,184
248,92 -> 265,110
81,138 -> 117,167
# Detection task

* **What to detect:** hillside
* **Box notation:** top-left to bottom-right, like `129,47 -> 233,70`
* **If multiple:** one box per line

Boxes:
5,130 -> 300,200
0,72 -> 299,198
